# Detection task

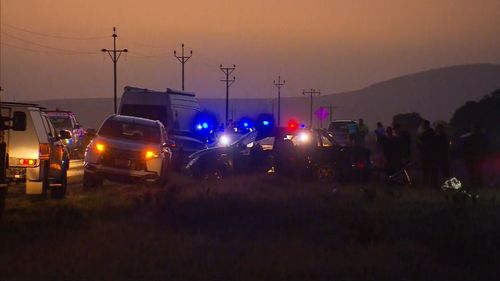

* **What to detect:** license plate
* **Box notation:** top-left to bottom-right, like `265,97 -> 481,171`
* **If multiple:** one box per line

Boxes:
114,159 -> 131,168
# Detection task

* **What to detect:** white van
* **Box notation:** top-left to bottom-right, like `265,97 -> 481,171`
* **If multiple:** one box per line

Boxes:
119,86 -> 200,132
1,102 -> 71,198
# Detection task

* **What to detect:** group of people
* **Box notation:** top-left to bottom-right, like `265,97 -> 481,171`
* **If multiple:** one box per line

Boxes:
372,120 -> 450,187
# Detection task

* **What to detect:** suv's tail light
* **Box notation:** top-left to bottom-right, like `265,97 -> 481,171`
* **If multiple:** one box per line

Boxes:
39,143 -> 51,160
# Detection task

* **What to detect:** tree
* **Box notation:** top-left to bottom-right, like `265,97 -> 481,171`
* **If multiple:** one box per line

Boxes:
450,88 -> 500,138
392,112 -> 424,135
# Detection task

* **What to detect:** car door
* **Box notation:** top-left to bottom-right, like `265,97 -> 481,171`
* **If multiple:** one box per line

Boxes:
316,130 -> 338,167
41,114 -> 65,178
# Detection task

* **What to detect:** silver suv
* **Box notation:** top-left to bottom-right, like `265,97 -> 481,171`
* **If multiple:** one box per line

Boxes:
1,102 -> 71,199
83,115 -> 172,187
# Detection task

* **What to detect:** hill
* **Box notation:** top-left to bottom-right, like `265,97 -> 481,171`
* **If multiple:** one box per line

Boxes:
30,63 -> 500,129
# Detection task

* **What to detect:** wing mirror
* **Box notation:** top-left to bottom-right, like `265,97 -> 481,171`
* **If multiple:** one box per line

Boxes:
59,130 -> 72,139
164,139 -> 176,148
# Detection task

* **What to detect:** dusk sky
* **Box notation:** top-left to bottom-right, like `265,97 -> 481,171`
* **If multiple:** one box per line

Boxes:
1,0 -> 499,101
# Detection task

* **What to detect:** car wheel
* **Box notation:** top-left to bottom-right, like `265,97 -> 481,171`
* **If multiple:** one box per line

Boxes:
83,171 -> 103,188
51,167 -> 68,199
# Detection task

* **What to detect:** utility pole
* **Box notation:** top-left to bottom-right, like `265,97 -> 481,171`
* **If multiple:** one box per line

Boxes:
302,89 -> 321,128
102,27 -> 128,114
220,64 -> 236,126
273,76 -> 285,127
173,43 -> 193,91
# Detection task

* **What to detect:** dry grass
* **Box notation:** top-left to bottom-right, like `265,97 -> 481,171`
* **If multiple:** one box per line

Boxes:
0,174 -> 499,281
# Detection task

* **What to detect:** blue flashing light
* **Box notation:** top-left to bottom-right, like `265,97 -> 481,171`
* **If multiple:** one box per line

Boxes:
196,124 -> 203,130
300,124 -> 306,128
262,120 -> 270,126
202,122 -> 209,129
243,122 -> 249,128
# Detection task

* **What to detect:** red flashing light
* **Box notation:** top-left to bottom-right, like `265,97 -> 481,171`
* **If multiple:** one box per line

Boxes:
287,119 -> 299,131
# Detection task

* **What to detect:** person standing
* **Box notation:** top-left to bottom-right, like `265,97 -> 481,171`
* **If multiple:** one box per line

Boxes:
393,123 -> 411,162
382,126 -> 400,178
418,120 -> 438,187
374,122 -> 386,144
357,118 -> 369,146
434,123 -> 450,182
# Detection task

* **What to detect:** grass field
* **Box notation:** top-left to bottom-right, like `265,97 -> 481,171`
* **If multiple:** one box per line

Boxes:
1,174 -> 499,281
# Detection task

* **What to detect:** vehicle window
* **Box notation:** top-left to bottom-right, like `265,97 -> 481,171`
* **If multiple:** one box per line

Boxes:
235,130 -> 258,146
49,116 -> 73,130
321,135 -> 333,147
99,120 -> 160,143
43,115 -> 56,137
255,136 -> 275,150
121,104 -> 168,128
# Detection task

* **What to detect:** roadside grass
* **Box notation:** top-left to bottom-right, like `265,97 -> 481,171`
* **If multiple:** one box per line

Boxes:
0,174 -> 499,280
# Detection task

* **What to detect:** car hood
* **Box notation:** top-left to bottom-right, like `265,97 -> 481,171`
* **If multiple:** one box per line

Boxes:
94,135 -> 160,152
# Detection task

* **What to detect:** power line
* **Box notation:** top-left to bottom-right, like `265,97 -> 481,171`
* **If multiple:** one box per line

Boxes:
273,75 -> 285,127
101,27 -> 128,114
220,64 -> 236,126
2,32 -> 99,54
173,43 -> 192,91
0,41 -> 99,56
302,89 -> 321,128
1,22 -> 108,40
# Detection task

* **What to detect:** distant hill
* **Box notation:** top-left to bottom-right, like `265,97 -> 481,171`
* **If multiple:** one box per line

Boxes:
29,63 -> 500,129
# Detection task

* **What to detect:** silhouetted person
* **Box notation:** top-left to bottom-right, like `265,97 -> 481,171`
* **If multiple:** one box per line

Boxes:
374,122 -> 385,144
434,123 -> 450,181
461,124 -> 488,187
357,118 -> 369,146
418,120 -> 438,187
381,126 -> 400,177
393,123 -> 411,162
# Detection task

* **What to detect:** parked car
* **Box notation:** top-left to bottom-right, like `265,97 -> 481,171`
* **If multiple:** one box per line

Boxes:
327,120 -> 359,146
118,86 -> 206,169
169,130 -> 207,170
83,115 -> 172,187
46,110 -> 85,159
186,127 -> 370,182
1,102 -> 71,198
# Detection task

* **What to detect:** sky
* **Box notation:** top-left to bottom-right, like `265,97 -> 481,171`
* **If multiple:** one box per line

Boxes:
1,0 -> 499,101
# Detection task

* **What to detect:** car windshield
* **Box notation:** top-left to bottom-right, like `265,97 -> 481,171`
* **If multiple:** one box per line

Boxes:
99,119 -> 160,143
49,116 -> 72,130
329,122 -> 358,134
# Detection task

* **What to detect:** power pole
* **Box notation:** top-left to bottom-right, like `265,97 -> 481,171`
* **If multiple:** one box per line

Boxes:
220,64 -> 236,126
302,89 -> 321,128
173,43 -> 193,91
273,76 -> 285,127
102,27 -> 128,114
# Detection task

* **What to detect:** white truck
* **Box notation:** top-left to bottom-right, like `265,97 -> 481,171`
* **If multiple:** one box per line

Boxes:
1,102 -> 71,198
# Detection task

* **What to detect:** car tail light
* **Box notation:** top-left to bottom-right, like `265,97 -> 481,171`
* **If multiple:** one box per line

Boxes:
39,144 -> 51,160
18,159 -> 37,166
